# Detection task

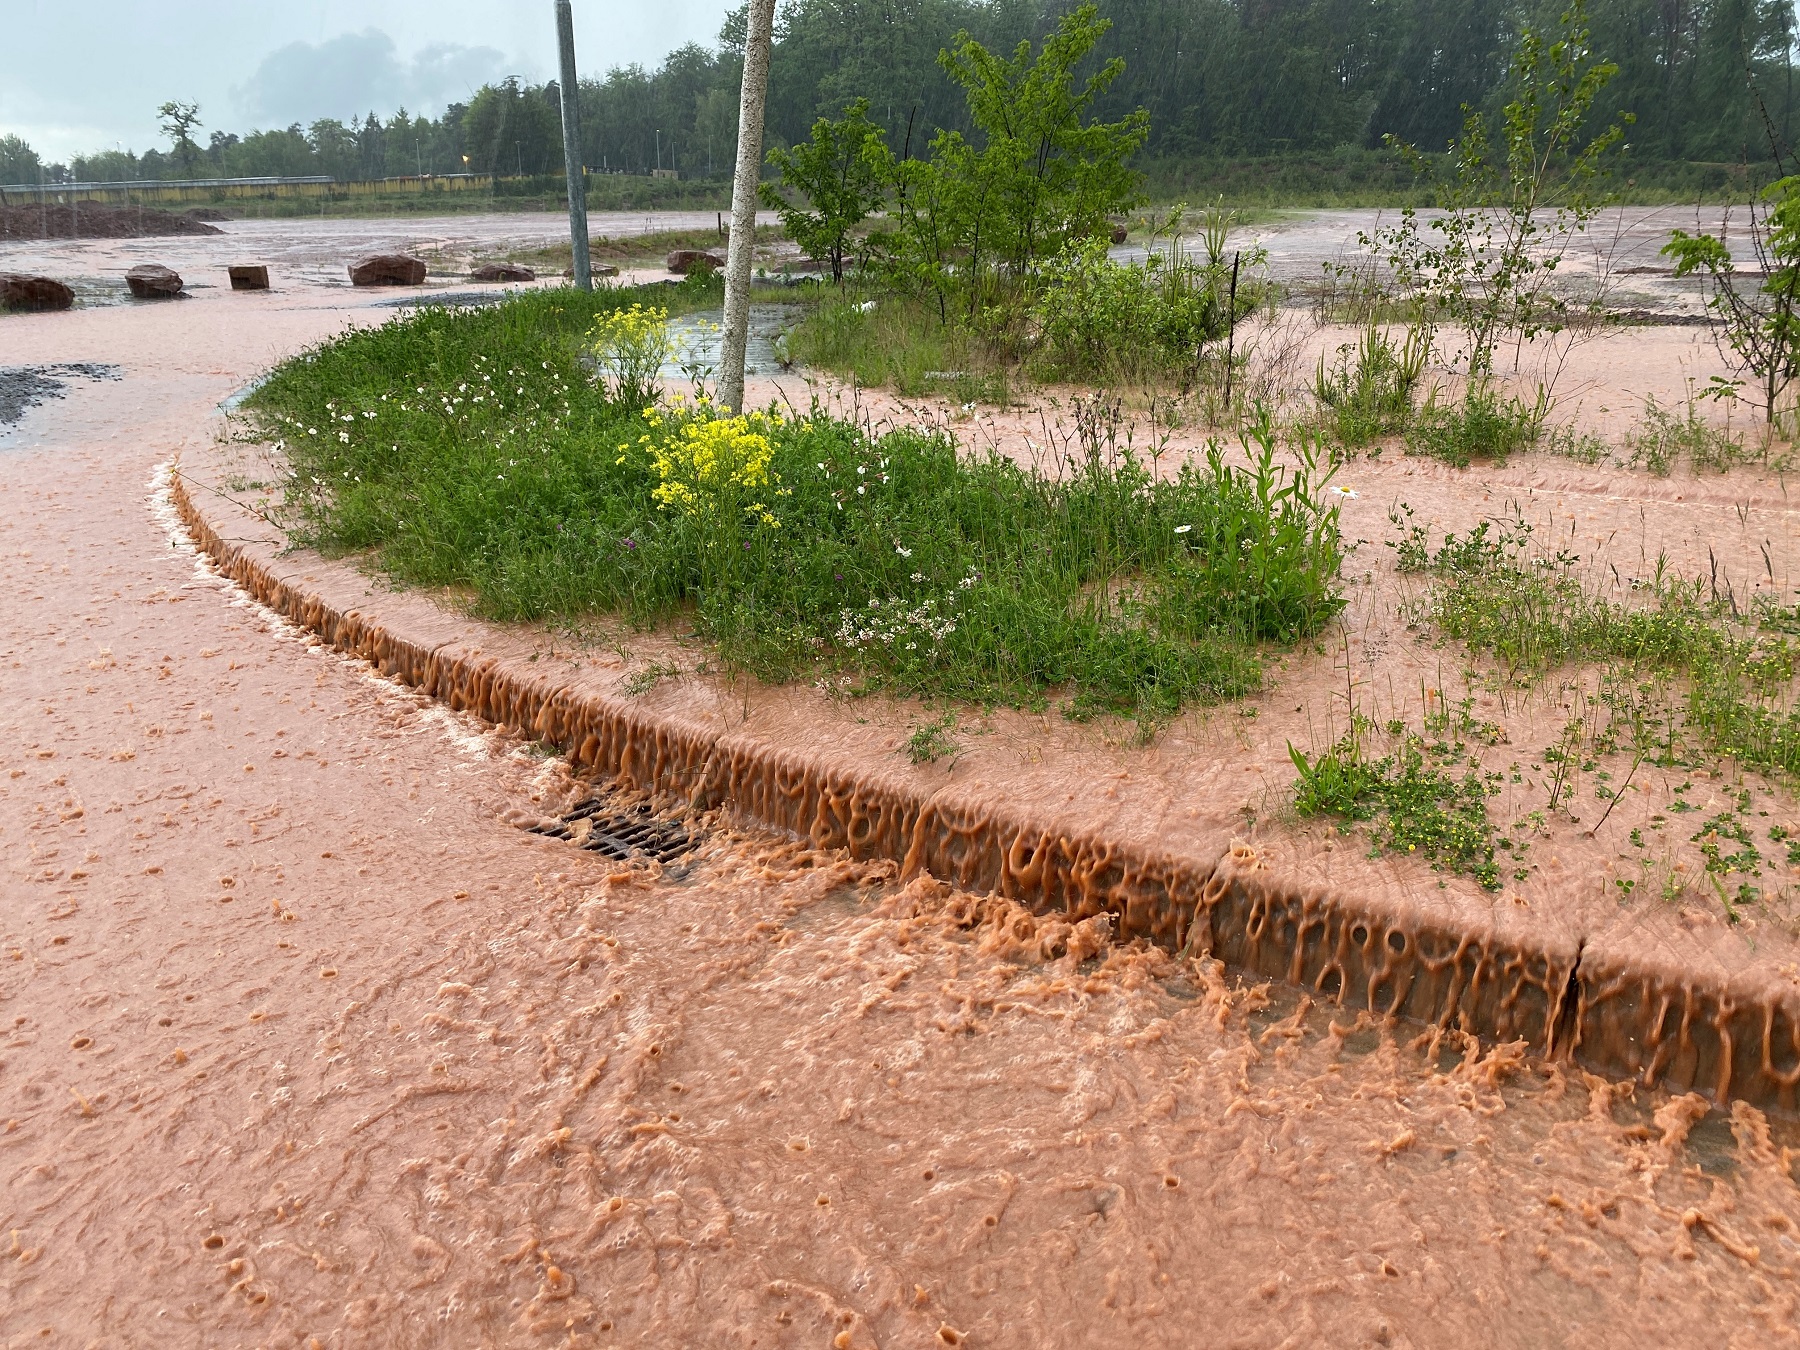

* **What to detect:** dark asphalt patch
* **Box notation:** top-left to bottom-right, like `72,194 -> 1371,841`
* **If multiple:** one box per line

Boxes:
0,363 -> 121,428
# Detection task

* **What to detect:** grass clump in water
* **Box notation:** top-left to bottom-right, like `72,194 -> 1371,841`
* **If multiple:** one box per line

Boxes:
1309,323 -> 1427,448
784,290 -> 1013,404
1404,385 -> 1546,467
248,286 -> 1348,728
1623,393 -> 1767,476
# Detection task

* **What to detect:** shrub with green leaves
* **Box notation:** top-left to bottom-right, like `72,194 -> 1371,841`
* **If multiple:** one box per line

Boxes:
883,3 -> 1147,316
1311,324 -> 1427,446
761,98 -> 891,284
1665,174 -> 1800,424
1030,238 -> 1228,381
1404,384 -> 1545,466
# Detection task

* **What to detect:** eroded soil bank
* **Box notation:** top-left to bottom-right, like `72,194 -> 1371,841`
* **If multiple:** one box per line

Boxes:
5,225 -> 1800,1344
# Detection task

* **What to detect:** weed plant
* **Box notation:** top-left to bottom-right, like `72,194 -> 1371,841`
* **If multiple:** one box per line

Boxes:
1404,385 -> 1546,466
1310,324 -> 1427,446
1290,721 -> 1507,888
1623,393 -> 1757,475
906,714 -> 960,764
249,286 -> 1348,728
1539,423 -> 1611,464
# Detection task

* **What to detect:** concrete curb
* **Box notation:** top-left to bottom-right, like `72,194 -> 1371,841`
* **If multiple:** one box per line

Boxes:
169,460 -> 1800,1113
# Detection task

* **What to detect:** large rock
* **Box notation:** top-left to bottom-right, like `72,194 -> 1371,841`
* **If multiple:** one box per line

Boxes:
348,254 -> 428,287
666,249 -> 724,275
470,262 -> 536,283
0,273 -> 74,312
228,265 -> 269,291
561,263 -> 620,279
125,263 -> 184,299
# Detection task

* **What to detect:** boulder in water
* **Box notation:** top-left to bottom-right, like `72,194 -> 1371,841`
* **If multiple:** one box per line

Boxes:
126,264 -> 184,299
470,262 -> 536,282
348,254 -> 428,287
666,250 -> 724,274
228,265 -> 270,291
0,273 -> 74,312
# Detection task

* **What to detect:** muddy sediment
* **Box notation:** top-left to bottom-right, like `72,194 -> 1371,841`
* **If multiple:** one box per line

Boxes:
0,202 -> 225,241
0,363 -> 119,426
171,446 -> 1800,1114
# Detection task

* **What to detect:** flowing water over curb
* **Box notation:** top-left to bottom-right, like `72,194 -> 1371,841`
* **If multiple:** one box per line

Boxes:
169,462 -> 1800,1116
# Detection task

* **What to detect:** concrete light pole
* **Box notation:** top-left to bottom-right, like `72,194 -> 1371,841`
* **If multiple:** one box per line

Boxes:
555,0 -> 592,290
718,0 -> 777,414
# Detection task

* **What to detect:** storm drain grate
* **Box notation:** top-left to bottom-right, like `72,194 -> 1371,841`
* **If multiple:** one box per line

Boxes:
530,792 -> 701,868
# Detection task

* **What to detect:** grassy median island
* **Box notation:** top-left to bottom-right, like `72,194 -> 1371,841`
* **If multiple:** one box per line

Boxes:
245,284 -> 1347,728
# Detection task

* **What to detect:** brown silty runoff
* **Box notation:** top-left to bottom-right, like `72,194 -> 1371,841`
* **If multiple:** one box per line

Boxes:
7,212 -> 1800,1345
172,429 -> 1800,1116
178,322 -> 1800,1120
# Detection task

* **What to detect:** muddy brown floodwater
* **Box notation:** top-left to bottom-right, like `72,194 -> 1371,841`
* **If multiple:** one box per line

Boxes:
5,221 -> 1800,1347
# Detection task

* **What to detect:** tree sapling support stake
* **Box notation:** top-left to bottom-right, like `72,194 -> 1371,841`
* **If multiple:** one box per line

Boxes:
1223,250 -> 1240,408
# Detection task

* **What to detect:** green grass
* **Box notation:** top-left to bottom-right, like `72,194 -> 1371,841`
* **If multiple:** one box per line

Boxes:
494,225 -> 783,275
786,241 -> 1263,403
785,289 -> 1015,404
247,284 -> 1348,729
1136,151 -> 1773,209
136,175 -> 731,220
1393,509 -> 1800,780
1290,723 -> 1508,889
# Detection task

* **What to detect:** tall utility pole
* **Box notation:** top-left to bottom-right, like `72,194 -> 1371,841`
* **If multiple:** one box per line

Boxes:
719,0 -> 777,413
555,0 -> 592,290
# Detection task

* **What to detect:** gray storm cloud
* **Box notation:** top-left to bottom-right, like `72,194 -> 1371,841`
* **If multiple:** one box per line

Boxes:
4,1 -> 734,160
231,29 -> 514,127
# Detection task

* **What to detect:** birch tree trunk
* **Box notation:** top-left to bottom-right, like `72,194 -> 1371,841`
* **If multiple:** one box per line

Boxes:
718,0 -> 777,414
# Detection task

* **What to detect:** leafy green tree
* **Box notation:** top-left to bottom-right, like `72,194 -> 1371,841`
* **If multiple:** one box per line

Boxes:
1369,0 -> 1633,378
157,100 -> 203,177
0,134 -> 41,184
463,78 -> 561,176
761,98 -> 892,282
1665,176 -> 1800,424
939,4 -> 1147,279
889,4 -> 1148,316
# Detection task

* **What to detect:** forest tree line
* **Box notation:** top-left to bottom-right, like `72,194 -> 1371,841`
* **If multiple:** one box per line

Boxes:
4,0 -> 1796,188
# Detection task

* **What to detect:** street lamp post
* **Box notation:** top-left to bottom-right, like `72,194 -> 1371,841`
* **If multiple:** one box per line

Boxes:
554,0 -> 592,289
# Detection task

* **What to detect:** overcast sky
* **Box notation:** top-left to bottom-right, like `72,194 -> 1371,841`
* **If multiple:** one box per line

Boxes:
4,0 -> 736,162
